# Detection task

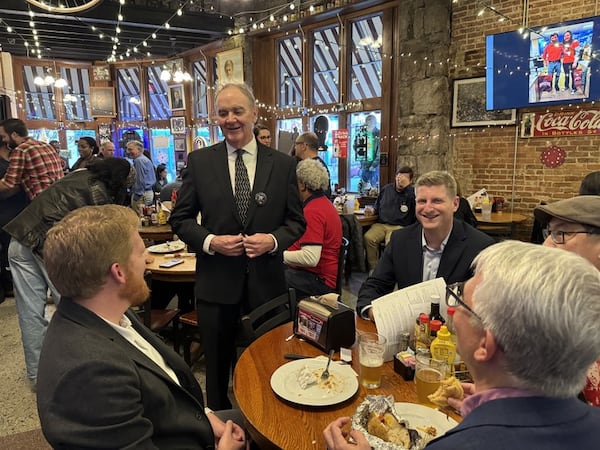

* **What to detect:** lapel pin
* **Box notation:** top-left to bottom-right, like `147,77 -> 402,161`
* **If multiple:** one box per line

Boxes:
255,192 -> 267,206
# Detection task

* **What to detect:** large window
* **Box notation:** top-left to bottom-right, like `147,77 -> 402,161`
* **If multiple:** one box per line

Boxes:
312,25 -> 340,105
278,35 -> 303,107
348,111 -> 381,192
116,67 -> 142,121
193,59 -> 208,117
349,15 -> 383,100
310,114 -> 339,187
147,65 -> 170,120
22,65 -> 56,120
65,129 -> 96,168
61,67 -> 92,121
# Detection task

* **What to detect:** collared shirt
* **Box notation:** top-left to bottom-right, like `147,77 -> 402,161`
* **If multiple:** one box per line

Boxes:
461,387 -> 537,417
132,154 -> 156,197
226,139 -> 257,193
375,183 -> 416,226
421,229 -> 451,281
1,137 -> 64,199
101,314 -> 180,386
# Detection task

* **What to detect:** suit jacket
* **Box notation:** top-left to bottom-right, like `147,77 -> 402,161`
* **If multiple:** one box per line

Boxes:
37,301 -> 215,449
170,142 -> 305,309
426,396 -> 600,449
357,219 -> 495,313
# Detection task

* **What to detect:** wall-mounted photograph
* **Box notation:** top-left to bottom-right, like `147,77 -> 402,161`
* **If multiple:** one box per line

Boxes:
452,77 -> 516,127
90,87 -> 116,117
170,116 -> 186,135
92,65 -> 111,81
168,84 -> 185,111
216,47 -> 244,86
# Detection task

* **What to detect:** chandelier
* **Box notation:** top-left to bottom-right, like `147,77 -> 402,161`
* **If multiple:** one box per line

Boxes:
160,58 -> 192,83
34,62 -> 69,88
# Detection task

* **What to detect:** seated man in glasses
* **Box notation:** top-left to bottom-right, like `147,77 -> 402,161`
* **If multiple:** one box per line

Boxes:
534,195 -> 600,407
356,171 -> 494,321
324,241 -> 600,449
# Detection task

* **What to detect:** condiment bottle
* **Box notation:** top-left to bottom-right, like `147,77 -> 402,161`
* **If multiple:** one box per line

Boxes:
429,319 -> 442,340
430,325 -> 457,377
415,313 -> 430,351
429,294 -> 445,324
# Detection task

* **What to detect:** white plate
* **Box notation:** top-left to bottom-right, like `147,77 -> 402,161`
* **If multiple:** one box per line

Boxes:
394,402 -> 458,437
270,359 -> 358,406
147,241 -> 186,254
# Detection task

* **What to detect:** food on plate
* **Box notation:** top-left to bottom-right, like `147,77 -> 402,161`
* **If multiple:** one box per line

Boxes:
297,365 -> 343,392
367,412 -> 411,447
297,366 -> 318,389
427,376 -> 464,407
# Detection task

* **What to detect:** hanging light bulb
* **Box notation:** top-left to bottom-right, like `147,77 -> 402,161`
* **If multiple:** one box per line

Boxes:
34,76 -> 45,85
54,78 -> 68,88
160,69 -> 171,81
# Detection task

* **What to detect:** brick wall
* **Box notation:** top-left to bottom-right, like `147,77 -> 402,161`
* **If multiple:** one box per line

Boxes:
450,0 -> 600,240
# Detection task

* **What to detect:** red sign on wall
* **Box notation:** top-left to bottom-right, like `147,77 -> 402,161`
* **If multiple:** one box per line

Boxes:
332,129 -> 348,158
521,110 -> 600,137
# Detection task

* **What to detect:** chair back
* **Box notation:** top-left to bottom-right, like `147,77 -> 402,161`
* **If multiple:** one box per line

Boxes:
238,288 -> 296,347
335,237 -> 350,295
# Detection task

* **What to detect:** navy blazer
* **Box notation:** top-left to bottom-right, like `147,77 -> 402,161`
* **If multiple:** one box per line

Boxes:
170,142 -> 305,309
357,219 -> 495,313
37,300 -> 214,449
426,396 -> 600,449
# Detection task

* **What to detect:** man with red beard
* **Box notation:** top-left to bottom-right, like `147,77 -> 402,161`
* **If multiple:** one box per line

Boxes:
37,205 -> 247,450
356,171 -> 494,321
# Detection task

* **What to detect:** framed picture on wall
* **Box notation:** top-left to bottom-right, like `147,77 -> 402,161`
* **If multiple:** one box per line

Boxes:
170,116 -> 186,135
92,65 -> 111,81
174,136 -> 186,151
90,87 -> 116,117
216,47 -> 244,86
452,77 -> 516,127
168,84 -> 185,111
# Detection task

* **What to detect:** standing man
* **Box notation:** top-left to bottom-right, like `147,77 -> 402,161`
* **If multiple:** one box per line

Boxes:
356,171 -> 494,321
99,140 -> 115,158
542,32 -> 563,93
170,83 -> 305,410
363,166 -> 417,272
294,131 -> 332,198
0,118 -> 63,200
253,124 -> 272,147
127,140 -> 156,213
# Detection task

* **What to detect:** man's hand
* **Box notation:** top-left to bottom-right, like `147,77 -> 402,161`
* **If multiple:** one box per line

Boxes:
242,233 -> 275,258
210,234 -> 245,256
323,417 -> 370,450
447,381 -> 475,412
208,414 -> 246,450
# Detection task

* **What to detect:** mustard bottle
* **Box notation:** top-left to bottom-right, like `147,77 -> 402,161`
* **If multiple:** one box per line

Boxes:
429,325 -> 456,377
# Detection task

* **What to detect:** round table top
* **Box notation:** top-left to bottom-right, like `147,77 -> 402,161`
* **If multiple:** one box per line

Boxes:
145,253 -> 196,282
138,224 -> 174,241
474,211 -> 528,224
233,320 -> 459,450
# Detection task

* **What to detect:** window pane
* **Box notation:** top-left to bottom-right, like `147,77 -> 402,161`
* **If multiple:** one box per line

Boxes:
348,111 -> 381,192
309,114 -> 339,187
150,128 -> 177,183
195,126 -> 212,148
193,60 -> 208,117
277,118 -> 303,155
312,25 -> 340,105
147,65 -> 170,120
22,65 -> 56,120
278,35 -> 303,107
350,15 -> 383,100
116,67 -> 142,121
61,67 -> 91,121
65,129 -> 96,168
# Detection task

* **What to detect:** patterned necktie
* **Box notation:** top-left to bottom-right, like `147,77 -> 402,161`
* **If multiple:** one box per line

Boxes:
235,149 -> 251,224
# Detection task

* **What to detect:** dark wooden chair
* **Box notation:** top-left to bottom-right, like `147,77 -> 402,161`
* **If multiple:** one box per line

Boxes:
335,237 -> 350,295
175,310 -> 201,365
137,271 -> 180,338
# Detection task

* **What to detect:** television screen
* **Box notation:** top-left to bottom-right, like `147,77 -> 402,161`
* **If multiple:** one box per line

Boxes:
486,16 -> 599,109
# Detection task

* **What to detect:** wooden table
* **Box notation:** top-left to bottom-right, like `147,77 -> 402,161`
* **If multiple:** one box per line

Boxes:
233,320 -> 459,449
474,211 -> 528,238
138,224 -> 174,241
145,253 -> 196,282
355,212 -> 378,227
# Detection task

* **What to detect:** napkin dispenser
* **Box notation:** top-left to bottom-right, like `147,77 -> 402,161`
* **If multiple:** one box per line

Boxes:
293,296 -> 356,352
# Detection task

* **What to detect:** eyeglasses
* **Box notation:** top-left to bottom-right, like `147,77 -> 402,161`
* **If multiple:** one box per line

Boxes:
445,282 -> 483,322
542,228 -> 593,244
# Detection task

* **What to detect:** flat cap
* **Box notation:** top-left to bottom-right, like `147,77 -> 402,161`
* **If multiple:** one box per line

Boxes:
534,195 -> 600,228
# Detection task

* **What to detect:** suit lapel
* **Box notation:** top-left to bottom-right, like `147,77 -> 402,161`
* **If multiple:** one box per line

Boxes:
246,145 -> 273,224
405,225 -> 425,284
437,221 -> 467,279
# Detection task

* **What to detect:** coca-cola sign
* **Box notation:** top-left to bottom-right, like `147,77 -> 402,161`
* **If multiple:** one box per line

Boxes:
521,110 -> 600,137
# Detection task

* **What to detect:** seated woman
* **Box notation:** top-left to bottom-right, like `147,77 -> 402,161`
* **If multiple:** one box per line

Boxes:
153,164 -> 168,200
284,159 -> 342,299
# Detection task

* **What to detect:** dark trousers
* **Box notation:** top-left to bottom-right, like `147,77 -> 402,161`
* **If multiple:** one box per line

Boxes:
285,267 -> 333,300
197,300 -> 242,410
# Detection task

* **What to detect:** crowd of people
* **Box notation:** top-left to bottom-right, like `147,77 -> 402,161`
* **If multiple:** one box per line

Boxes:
0,82 -> 599,448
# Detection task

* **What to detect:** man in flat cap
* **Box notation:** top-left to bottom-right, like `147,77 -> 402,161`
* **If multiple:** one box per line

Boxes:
534,195 -> 600,407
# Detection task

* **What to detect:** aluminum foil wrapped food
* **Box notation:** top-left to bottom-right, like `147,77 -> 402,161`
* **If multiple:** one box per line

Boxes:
352,395 -> 431,450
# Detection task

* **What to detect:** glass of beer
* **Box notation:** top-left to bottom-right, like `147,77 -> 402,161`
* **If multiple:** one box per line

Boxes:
415,355 -> 447,407
358,332 -> 387,388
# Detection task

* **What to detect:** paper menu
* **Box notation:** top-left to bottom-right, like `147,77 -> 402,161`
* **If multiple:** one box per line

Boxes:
371,278 -> 447,361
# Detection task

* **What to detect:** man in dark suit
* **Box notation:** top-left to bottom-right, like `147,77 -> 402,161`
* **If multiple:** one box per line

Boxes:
357,171 -> 494,320
37,205 -> 246,449
170,83 -> 305,410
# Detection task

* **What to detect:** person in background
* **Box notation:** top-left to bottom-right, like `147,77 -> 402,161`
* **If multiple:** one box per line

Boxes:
454,181 -> 478,228
253,123 -> 272,147
159,168 -> 185,203
534,195 -> 600,406
579,170 -> 600,195
38,205 -> 247,450
154,163 -> 168,198
127,140 -> 156,213
562,30 -> 579,93
0,118 -> 63,200
363,166 -> 417,272
99,140 -> 115,158
71,136 -> 99,170
359,114 -> 380,189
357,170 -> 494,321
284,159 -> 342,299
170,82 -> 305,410
325,241 -> 600,450
0,138 -> 29,303
294,131 -> 332,198
3,157 -> 134,389
50,139 -> 69,172
542,32 -> 563,93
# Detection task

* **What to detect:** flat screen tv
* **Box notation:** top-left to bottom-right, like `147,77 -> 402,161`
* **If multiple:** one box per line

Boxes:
486,16 -> 599,109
